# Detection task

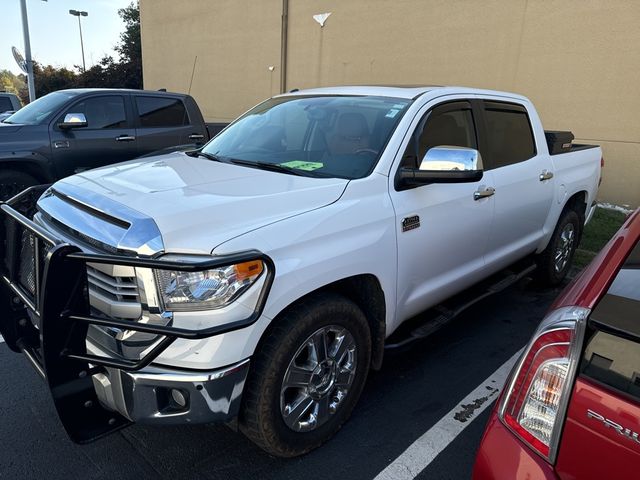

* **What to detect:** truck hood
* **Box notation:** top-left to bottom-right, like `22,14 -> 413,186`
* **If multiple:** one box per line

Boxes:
47,152 -> 349,254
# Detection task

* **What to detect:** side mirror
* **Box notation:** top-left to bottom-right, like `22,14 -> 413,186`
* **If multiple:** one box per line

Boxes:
398,146 -> 483,188
58,113 -> 88,129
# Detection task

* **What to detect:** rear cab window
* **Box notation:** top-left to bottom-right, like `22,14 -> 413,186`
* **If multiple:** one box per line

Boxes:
482,101 -> 536,169
135,96 -> 190,127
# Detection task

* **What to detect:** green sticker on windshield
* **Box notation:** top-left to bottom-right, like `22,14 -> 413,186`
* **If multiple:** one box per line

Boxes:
280,161 -> 324,171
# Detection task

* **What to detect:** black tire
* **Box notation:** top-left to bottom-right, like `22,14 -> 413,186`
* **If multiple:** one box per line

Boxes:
0,170 -> 38,202
535,209 -> 581,286
239,292 -> 371,457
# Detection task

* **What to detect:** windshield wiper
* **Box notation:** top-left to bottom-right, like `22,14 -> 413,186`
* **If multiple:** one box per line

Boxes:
229,159 -> 310,177
186,150 -> 226,163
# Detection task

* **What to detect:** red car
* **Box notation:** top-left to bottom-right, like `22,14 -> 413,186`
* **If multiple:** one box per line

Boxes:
473,208 -> 640,479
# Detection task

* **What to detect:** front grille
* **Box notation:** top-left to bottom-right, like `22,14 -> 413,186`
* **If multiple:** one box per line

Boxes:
11,221 -> 54,308
18,230 -> 36,297
32,213 -> 143,321
87,264 -> 142,320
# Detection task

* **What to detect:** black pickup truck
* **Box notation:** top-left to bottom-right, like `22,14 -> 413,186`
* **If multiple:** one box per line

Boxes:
0,89 -> 211,200
0,92 -> 22,120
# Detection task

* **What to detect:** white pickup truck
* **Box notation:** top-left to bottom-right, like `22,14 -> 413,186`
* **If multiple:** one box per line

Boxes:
0,86 -> 601,457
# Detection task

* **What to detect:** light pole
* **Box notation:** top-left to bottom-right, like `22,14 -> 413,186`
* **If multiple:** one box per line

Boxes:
69,9 -> 88,72
19,0 -> 45,102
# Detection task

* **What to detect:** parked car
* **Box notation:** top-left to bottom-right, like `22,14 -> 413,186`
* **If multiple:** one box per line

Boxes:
0,88 -> 210,200
0,86 -> 602,457
473,208 -> 640,479
0,92 -> 22,123
0,91 -> 21,114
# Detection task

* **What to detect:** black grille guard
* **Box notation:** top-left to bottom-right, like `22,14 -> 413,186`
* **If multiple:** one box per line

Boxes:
0,185 -> 274,443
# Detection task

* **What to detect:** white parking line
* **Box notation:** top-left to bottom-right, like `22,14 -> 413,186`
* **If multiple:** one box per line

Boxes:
0,336 -> 4,344
374,348 -> 523,480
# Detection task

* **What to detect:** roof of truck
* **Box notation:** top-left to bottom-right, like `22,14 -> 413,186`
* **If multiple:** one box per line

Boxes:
279,85 -> 529,101
53,88 -> 188,97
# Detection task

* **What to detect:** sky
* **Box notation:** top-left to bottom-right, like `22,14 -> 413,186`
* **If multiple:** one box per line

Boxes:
1,0 -> 134,75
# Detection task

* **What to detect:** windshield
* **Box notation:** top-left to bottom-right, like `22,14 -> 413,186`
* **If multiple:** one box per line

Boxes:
202,95 -> 411,179
3,91 -> 77,125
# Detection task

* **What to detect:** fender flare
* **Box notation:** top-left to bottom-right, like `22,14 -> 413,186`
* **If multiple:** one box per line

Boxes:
0,152 -> 56,182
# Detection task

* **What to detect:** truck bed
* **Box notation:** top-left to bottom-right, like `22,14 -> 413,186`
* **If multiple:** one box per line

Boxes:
545,130 -> 599,156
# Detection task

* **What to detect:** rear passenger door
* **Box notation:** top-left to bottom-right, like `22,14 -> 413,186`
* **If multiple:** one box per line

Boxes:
478,99 -> 554,268
133,95 -> 205,157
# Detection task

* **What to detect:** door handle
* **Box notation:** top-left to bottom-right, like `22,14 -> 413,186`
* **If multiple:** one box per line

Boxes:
474,186 -> 495,201
115,135 -> 136,142
188,133 -> 205,140
539,170 -> 554,181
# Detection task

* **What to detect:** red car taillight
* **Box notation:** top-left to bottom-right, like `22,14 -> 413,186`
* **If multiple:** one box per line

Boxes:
498,306 -> 589,463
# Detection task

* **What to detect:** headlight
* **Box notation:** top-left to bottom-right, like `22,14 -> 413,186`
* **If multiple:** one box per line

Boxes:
154,259 -> 264,311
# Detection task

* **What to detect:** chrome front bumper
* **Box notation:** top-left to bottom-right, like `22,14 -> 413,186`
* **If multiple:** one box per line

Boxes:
92,359 -> 251,425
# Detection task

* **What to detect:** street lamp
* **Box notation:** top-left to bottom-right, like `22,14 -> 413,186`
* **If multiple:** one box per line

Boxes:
19,0 -> 48,102
68,9 -> 88,72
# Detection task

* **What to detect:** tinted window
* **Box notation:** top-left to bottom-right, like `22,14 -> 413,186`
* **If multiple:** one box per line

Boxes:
202,95 -> 410,179
484,102 -> 536,168
64,96 -> 127,129
581,330 -> 640,402
136,97 -> 188,127
402,103 -> 477,168
0,97 -> 13,112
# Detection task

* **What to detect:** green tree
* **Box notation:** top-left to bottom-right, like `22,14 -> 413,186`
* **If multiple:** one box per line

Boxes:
0,70 -> 27,104
76,1 -> 142,89
33,62 -> 77,97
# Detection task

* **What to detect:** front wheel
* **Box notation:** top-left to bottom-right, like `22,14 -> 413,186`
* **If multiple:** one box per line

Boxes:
535,209 -> 581,286
239,293 -> 371,457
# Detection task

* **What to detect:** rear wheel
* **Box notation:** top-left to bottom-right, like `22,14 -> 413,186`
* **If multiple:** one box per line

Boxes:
239,292 -> 371,457
535,209 -> 581,286
0,170 -> 38,202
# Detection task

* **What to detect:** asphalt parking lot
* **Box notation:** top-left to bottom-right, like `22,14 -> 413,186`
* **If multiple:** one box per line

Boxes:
0,278 -> 564,480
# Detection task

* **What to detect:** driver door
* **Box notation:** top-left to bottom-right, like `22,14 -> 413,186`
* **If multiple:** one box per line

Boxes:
50,94 -> 137,177
389,100 -> 496,322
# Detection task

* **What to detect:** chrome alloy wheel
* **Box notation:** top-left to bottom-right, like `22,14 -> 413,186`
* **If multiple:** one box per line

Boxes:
280,325 -> 357,432
554,223 -> 576,273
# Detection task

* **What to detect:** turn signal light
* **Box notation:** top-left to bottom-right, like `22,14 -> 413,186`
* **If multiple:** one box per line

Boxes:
234,260 -> 264,281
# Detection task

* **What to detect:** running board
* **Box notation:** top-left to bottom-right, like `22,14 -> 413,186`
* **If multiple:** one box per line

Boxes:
385,261 -> 536,350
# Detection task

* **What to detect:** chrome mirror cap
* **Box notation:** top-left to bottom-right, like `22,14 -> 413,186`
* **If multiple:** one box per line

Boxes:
59,113 -> 88,129
419,146 -> 483,172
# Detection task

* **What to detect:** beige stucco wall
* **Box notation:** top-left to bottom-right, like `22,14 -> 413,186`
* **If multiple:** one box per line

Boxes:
140,0 -> 283,122
140,0 -> 640,207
